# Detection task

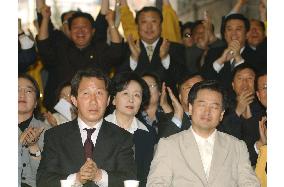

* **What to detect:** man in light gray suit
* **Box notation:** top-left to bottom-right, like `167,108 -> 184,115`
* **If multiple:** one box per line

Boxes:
147,80 -> 260,187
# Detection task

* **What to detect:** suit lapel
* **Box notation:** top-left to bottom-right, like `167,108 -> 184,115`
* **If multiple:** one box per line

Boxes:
208,132 -> 229,184
93,120 -> 113,166
64,120 -> 85,166
180,130 -> 208,184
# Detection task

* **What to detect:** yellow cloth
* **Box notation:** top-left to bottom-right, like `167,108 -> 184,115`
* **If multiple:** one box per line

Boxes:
161,4 -> 182,43
119,4 -> 182,43
255,145 -> 267,187
120,5 -> 139,41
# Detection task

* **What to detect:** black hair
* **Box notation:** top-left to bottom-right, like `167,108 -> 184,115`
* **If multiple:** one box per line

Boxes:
250,19 -> 266,32
60,10 -> 77,24
188,80 -> 228,110
181,21 -> 195,35
141,72 -> 162,92
71,68 -> 110,97
192,20 -> 215,33
18,73 -> 43,119
110,72 -> 150,112
135,6 -> 163,24
177,73 -> 204,93
68,11 -> 95,30
55,81 -> 71,103
220,13 -> 250,40
232,63 -> 256,81
255,71 -> 267,91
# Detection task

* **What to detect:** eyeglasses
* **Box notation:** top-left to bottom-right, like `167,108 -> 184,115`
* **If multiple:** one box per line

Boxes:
258,84 -> 267,91
62,20 -> 68,25
183,33 -> 192,38
18,87 -> 35,95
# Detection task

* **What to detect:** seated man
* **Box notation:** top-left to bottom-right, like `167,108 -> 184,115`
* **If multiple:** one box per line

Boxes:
147,80 -> 260,187
37,68 -> 136,187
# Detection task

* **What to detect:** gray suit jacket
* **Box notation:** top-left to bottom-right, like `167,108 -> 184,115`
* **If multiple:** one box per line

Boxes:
19,117 -> 50,187
147,129 -> 260,187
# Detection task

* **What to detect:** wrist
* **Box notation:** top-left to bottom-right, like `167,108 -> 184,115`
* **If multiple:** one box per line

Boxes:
93,169 -> 102,182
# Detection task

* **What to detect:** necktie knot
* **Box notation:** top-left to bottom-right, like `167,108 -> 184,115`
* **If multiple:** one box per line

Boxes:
84,128 -> 95,139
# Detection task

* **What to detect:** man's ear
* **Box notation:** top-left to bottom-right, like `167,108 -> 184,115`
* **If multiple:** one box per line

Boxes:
92,28 -> 96,35
188,102 -> 193,115
71,96 -> 77,108
220,110 -> 225,121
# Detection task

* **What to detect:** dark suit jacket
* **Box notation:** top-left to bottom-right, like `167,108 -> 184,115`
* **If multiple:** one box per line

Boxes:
36,119 -> 137,187
118,38 -> 186,95
158,112 -> 192,138
218,99 -> 266,166
201,44 -> 258,91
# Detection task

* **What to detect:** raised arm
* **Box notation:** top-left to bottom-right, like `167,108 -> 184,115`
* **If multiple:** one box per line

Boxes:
161,0 -> 182,43
38,5 -> 51,41
105,9 -> 122,43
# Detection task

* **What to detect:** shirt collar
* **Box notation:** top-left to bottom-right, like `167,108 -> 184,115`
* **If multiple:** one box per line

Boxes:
191,126 -> 217,146
141,38 -> 160,49
105,111 -> 149,134
77,117 -> 103,131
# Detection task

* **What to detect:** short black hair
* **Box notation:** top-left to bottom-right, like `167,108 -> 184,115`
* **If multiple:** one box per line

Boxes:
250,19 -> 266,32
55,81 -> 71,103
71,68 -> 110,97
110,72 -> 150,111
181,21 -> 195,35
68,11 -> 95,30
141,72 -> 162,92
255,71 -> 267,91
135,6 -> 163,24
177,73 -> 204,93
188,80 -> 228,110
232,63 -> 256,81
220,13 -> 250,40
192,20 -> 215,33
61,10 -> 77,24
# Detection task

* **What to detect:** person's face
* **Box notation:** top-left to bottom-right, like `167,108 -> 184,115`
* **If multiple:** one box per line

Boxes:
142,76 -> 160,105
62,12 -> 75,39
232,68 -> 256,96
179,76 -> 203,110
256,75 -> 267,108
70,17 -> 94,49
138,11 -> 162,44
224,19 -> 247,47
71,77 -> 109,126
113,80 -> 142,117
192,24 -> 205,44
189,89 -> 224,135
182,28 -> 194,47
18,78 -> 37,116
246,20 -> 265,48
60,85 -> 71,103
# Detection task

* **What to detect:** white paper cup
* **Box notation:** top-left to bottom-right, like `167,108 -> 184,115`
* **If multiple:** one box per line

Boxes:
60,180 -> 73,187
124,180 -> 140,187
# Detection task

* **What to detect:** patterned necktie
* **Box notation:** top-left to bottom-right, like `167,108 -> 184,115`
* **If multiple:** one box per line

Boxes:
146,45 -> 154,61
83,128 -> 96,159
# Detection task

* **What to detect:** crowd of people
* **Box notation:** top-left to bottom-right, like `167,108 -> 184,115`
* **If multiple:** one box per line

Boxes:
18,0 -> 267,186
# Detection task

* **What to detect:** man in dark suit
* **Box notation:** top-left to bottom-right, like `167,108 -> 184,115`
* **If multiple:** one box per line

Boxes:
201,13 -> 262,92
118,6 -> 186,95
158,74 -> 204,138
37,69 -> 136,187
218,64 -> 265,166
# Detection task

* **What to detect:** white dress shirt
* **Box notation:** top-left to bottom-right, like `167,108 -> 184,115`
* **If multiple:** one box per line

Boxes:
213,47 -> 245,73
67,118 -> 108,187
19,34 -> 34,50
191,127 -> 217,180
130,38 -> 170,70
104,110 -> 149,134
